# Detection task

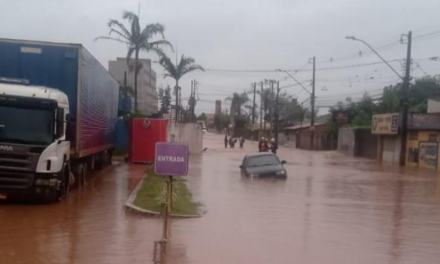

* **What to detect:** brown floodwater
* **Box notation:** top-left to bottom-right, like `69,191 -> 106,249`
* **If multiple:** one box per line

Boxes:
1,132 -> 440,264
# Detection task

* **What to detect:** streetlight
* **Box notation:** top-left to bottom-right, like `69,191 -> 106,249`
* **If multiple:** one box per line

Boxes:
345,33 -> 412,166
345,36 -> 403,80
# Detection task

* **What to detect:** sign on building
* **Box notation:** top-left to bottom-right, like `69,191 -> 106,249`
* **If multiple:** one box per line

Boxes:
372,113 -> 399,135
418,141 -> 438,170
155,142 -> 189,176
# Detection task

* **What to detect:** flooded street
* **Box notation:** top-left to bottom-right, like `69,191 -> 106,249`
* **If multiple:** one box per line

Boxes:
2,132 -> 440,264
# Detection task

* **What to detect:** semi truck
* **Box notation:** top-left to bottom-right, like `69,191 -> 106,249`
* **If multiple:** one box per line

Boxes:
0,38 -> 119,202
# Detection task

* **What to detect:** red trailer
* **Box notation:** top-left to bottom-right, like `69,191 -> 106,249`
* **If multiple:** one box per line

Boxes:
129,118 -> 168,163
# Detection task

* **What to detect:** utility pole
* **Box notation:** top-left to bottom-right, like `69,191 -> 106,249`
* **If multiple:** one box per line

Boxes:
259,82 -> 263,139
400,31 -> 412,166
310,56 -> 316,150
190,80 -> 194,122
275,81 -> 280,143
270,80 -> 274,138
252,82 -> 256,124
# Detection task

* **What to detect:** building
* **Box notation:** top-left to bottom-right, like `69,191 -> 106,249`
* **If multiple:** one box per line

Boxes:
371,112 -> 440,171
284,122 -> 337,150
109,58 -> 158,116
405,114 -> 440,171
338,127 -> 378,159
205,113 -> 215,128
215,100 -> 222,115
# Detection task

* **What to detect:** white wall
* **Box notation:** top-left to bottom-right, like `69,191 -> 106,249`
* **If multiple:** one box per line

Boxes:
167,123 -> 203,154
338,128 -> 355,156
382,135 -> 401,164
428,99 -> 440,114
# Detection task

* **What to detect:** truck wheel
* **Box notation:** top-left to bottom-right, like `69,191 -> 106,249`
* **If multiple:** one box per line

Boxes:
56,163 -> 70,201
78,163 -> 87,187
73,163 -> 86,188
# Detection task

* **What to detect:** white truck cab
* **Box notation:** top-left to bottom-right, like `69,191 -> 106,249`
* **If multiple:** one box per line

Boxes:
0,79 -> 71,202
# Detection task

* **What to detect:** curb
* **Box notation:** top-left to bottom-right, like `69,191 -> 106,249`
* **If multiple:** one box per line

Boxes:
125,176 -> 203,218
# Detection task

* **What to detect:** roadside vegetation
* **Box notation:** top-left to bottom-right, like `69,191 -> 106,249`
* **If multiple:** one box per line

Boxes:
134,166 -> 201,216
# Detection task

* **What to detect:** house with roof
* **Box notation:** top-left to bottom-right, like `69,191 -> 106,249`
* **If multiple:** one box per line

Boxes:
405,113 -> 440,170
283,114 -> 337,150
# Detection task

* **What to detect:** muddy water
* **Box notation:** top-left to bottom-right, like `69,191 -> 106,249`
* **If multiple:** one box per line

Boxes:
1,133 -> 440,264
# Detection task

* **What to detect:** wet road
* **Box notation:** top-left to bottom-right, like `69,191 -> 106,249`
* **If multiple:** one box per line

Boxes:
1,132 -> 440,264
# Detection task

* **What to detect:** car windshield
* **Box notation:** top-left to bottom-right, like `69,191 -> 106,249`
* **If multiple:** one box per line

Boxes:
0,105 -> 54,145
246,155 -> 280,167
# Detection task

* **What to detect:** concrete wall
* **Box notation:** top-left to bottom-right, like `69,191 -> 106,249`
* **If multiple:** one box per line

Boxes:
355,129 -> 378,159
381,135 -> 401,164
338,128 -> 355,156
278,132 -> 287,145
167,123 -> 203,154
428,99 -> 440,114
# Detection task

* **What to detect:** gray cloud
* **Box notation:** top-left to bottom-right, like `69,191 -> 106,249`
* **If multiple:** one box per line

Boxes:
1,0 -> 439,114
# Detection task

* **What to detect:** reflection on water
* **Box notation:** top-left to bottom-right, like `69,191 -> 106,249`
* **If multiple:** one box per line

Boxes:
0,134 -> 440,264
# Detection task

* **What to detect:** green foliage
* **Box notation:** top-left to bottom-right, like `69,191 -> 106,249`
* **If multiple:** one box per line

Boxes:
197,113 -> 207,121
331,76 -> 440,128
96,11 -> 172,112
134,166 -> 201,216
277,93 -> 305,127
226,92 -> 250,116
159,54 -> 204,87
214,113 -> 230,131
158,85 -> 172,113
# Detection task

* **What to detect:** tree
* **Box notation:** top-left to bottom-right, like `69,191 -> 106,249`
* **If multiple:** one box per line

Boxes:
274,92 -> 304,127
214,112 -> 230,132
159,54 -> 204,122
259,89 -> 271,122
96,11 -> 172,113
225,92 -> 251,136
158,85 -> 172,113
197,113 -> 207,121
225,92 -> 250,117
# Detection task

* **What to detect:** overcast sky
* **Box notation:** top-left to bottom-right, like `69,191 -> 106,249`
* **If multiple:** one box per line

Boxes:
1,0 -> 439,114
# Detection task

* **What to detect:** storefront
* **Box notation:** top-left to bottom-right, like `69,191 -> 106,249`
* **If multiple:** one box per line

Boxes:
405,114 -> 440,171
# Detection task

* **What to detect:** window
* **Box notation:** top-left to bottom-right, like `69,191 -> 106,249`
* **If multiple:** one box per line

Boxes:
429,134 -> 438,142
409,131 -> 418,140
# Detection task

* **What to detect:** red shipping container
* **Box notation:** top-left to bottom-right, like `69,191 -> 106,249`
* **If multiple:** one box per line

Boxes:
129,118 -> 168,163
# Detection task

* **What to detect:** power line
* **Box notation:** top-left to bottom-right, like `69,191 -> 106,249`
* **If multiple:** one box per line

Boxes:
413,29 -> 440,40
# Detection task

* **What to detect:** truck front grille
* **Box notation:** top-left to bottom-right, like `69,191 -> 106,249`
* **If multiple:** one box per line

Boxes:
0,153 -> 38,189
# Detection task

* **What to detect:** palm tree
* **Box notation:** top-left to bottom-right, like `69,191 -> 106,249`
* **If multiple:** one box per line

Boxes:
159,54 -> 204,122
225,92 -> 250,117
95,11 -> 172,113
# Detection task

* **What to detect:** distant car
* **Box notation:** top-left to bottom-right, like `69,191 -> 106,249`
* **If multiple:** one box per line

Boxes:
239,153 -> 287,178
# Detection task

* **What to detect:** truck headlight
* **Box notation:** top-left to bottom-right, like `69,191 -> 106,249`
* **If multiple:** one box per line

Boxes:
275,171 -> 286,175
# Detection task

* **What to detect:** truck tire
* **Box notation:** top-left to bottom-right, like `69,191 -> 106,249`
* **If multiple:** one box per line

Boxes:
78,163 -> 87,187
37,164 -> 69,203
72,163 -> 86,188
56,163 -> 70,201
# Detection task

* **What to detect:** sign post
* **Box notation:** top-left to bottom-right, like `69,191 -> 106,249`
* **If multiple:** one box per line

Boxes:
153,142 -> 189,264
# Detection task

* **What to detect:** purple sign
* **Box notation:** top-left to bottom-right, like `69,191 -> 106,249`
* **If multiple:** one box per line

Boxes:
155,142 -> 189,176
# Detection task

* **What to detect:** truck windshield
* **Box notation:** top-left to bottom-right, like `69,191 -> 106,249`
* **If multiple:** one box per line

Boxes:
0,105 -> 54,145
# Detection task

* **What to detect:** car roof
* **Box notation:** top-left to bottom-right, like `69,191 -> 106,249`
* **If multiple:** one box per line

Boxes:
244,153 -> 277,158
